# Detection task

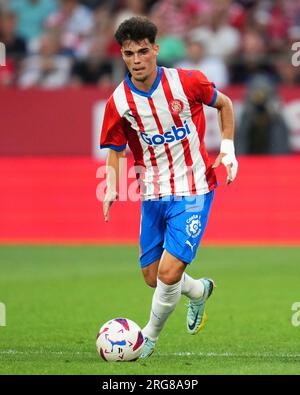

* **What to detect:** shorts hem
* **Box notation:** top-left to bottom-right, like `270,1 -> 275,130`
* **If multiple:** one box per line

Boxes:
141,186 -> 216,201
139,252 -> 163,268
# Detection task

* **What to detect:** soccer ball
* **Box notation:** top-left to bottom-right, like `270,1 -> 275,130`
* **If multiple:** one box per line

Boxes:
96,318 -> 144,362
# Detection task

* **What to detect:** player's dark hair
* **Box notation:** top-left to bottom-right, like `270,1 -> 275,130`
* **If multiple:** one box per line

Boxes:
114,16 -> 158,46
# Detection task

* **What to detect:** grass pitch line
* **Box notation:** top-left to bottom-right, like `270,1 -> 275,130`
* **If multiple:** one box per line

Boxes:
1,350 -> 300,359
0,349 -> 95,356
160,352 -> 300,359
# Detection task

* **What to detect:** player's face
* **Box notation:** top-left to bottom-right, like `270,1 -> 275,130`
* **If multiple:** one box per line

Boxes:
121,39 -> 159,83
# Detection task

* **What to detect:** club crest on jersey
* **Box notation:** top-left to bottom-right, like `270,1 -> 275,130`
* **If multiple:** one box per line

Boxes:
140,120 -> 191,146
168,99 -> 184,114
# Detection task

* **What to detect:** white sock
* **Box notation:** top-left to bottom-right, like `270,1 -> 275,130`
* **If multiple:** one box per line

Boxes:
142,278 -> 182,341
181,273 -> 204,300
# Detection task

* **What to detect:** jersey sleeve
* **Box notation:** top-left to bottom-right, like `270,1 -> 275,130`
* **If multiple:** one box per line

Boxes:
178,69 -> 218,106
100,96 -> 127,151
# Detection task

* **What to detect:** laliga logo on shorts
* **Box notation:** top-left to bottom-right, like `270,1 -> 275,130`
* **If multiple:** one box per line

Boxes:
141,120 -> 191,146
186,215 -> 201,238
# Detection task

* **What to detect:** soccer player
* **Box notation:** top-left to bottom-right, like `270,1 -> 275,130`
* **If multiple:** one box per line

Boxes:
100,17 -> 238,358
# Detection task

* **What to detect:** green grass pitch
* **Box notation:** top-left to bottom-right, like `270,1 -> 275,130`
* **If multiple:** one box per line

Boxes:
0,245 -> 299,375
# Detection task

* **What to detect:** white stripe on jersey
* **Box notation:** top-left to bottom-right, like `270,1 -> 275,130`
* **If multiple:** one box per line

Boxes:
163,68 -> 210,194
113,83 -> 140,132
113,82 -> 127,117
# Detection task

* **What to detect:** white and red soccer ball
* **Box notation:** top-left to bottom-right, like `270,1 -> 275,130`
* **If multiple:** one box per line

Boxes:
96,318 -> 144,362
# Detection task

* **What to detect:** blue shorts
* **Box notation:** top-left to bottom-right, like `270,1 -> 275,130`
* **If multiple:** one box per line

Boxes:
139,191 -> 214,268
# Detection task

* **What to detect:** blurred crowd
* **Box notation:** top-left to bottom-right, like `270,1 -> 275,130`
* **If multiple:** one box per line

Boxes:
0,0 -> 300,89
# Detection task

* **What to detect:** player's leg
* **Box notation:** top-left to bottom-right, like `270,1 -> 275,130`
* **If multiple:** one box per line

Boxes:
141,247 -> 187,288
164,192 -> 216,335
140,192 -> 215,357
141,253 -> 206,294
140,250 -> 186,358
139,196 -> 207,291
181,272 -> 205,299
141,259 -> 159,288
139,198 -> 166,288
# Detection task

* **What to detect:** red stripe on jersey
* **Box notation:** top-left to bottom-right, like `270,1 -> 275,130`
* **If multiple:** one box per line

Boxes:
147,146 -> 160,197
123,82 -> 160,197
161,70 -> 196,194
177,70 -> 217,191
123,119 -> 147,195
123,82 -> 145,132
148,97 -> 175,194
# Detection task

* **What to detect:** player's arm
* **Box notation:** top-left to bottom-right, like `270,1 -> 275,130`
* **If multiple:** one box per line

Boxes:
177,69 -> 238,184
211,91 -> 238,185
100,96 -> 127,222
103,148 -> 126,222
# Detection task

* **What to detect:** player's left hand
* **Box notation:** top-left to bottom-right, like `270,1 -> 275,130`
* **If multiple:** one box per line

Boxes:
212,139 -> 238,185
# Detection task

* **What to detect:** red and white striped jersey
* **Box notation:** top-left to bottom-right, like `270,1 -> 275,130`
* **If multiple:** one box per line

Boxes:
100,66 -> 218,199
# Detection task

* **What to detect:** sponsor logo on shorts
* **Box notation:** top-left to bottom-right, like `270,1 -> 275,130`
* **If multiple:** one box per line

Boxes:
186,215 -> 201,238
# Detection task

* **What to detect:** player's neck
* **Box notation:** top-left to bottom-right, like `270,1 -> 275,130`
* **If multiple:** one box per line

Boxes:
130,66 -> 158,93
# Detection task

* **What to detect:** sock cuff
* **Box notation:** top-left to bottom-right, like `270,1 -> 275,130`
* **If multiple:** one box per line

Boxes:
157,277 -> 182,293
182,272 -> 193,283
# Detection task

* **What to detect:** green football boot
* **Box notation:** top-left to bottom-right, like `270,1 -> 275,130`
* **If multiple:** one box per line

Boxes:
139,336 -> 156,359
187,278 -> 215,335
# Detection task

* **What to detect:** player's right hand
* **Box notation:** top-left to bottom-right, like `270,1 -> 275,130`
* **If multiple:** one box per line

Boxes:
103,191 -> 118,222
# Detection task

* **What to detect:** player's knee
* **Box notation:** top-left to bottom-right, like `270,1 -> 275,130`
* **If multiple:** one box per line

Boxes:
142,262 -> 159,288
157,269 -> 181,285
145,277 -> 157,288
143,273 -> 157,288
